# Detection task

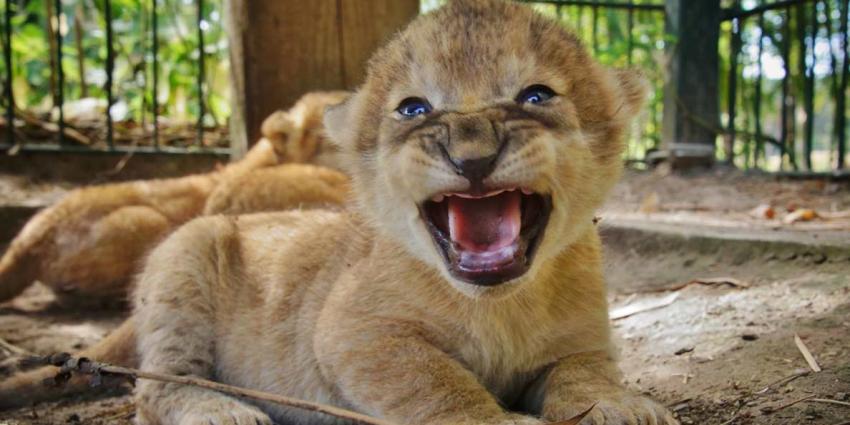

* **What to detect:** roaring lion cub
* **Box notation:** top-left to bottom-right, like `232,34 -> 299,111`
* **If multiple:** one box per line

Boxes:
125,2 -> 675,424
3,1 -> 675,423
0,91 -> 349,306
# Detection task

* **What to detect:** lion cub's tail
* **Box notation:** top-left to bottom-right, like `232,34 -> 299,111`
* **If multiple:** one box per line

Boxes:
0,319 -> 137,409
0,204 -> 60,303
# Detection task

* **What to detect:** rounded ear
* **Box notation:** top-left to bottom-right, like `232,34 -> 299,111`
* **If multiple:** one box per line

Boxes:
261,110 -> 299,156
322,92 -> 359,152
611,68 -> 650,121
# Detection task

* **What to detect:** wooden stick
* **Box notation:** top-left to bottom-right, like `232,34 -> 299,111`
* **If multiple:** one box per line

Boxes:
41,354 -> 397,425
0,337 -> 30,356
760,394 -> 816,414
806,398 -> 850,408
794,334 -> 822,372
754,369 -> 810,395
41,354 -> 585,425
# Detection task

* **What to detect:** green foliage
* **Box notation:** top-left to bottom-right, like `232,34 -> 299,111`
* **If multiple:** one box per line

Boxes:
2,0 -> 846,170
0,0 -> 230,126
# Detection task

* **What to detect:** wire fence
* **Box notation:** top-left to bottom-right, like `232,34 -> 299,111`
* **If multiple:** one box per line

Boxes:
1,0 -> 848,171
721,0 -> 849,172
525,0 -> 849,172
0,0 -> 230,156
519,0 -> 667,164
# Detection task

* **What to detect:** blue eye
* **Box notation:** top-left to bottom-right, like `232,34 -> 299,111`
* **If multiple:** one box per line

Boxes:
397,97 -> 432,117
517,84 -> 556,105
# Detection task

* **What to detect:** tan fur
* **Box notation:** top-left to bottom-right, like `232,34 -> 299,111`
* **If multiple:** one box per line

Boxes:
1,2 -> 675,423
0,91 -> 350,306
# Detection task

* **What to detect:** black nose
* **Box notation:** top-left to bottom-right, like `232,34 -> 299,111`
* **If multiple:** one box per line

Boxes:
449,154 -> 499,186
438,142 -> 501,193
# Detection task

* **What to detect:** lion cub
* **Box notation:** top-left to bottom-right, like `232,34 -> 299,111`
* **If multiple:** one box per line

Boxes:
0,91 -> 349,306
127,1 -> 675,424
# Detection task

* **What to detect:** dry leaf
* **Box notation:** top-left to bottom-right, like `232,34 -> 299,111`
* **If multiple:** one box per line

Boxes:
794,334 -> 821,373
547,403 -> 596,425
748,204 -> 776,220
820,209 -> 850,220
638,192 -> 660,214
783,209 -> 818,224
610,292 -> 679,320
691,277 -> 750,289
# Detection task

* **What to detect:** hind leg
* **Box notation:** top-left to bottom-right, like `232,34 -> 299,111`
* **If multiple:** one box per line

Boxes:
0,319 -> 138,408
50,205 -> 173,306
133,219 -> 272,425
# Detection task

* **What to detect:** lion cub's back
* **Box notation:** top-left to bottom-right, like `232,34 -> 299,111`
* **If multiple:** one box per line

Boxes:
206,209 -> 354,308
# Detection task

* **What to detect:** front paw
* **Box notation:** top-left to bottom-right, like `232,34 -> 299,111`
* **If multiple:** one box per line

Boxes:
180,397 -> 273,425
499,413 -> 546,425
545,394 -> 677,425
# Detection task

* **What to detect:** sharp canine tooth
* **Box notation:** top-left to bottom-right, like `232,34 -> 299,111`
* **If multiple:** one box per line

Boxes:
521,188 -> 533,195
431,194 -> 445,202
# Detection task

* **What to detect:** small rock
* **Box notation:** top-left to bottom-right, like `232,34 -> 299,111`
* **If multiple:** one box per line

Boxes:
780,251 -> 798,261
675,347 -> 695,356
836,392 -> 848,401
680,416 -> 694,425
741,334 -> 759,341
693,355 -> 714,364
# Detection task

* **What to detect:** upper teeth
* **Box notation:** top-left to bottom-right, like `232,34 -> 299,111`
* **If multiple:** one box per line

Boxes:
430,187 -> 530,202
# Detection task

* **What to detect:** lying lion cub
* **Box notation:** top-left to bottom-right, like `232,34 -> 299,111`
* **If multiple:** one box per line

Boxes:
127,1 -> 675,424
0,91 -> 349,306
2,1 -> 676,423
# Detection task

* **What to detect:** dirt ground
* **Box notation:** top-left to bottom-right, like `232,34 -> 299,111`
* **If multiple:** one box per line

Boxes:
0,168 -> 848,425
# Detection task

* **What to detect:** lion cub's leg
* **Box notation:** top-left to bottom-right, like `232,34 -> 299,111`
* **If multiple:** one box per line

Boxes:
133,218 -> 271,425
316,324 -> 543,425
536,351 -> 678,425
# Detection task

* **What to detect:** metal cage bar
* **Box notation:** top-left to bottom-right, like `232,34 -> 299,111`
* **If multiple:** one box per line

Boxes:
3,0 -> 12,146
152,0 -> 159,150
722,0 -> 817,21
196,0 -> 205,147
626,1 -> 635,66
518,0 -> 663,12
104,0 -> 115,149
53,0 -> 65,145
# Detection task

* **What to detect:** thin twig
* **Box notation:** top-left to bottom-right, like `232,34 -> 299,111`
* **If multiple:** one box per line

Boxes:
760,394 -> 816,414
754,369 -> 810,395
37,354 -> 397,425
806,398 -> 850,408
0,337 -> 30,356
39,354 -> 582,425
794,334 -> 822,372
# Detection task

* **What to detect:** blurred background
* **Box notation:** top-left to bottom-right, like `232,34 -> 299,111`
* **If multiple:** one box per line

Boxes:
0,0 -> 848,173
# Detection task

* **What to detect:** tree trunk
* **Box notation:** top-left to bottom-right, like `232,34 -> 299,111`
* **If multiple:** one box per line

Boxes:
225,0 -> 419,158
661,0 -> 721,169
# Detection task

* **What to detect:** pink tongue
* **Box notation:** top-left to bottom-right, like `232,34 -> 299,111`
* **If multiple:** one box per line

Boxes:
448,191 -> 521,252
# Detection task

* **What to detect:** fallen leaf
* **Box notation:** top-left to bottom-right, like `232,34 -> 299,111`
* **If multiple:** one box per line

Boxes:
638,192 -> 660,214
783,209 -> 818,224
548,403 -> 597,425
749,204 -> 776,220
794,334 -> 821,373
610,292 -> 680,320
820,210 -> 850,220
691,277 -> 750,289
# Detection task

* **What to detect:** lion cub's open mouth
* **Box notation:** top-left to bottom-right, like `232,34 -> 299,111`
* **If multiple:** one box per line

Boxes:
420,188 -> 552,286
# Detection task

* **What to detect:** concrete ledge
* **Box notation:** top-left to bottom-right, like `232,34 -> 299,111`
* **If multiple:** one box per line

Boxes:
600,215 -> 850,263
